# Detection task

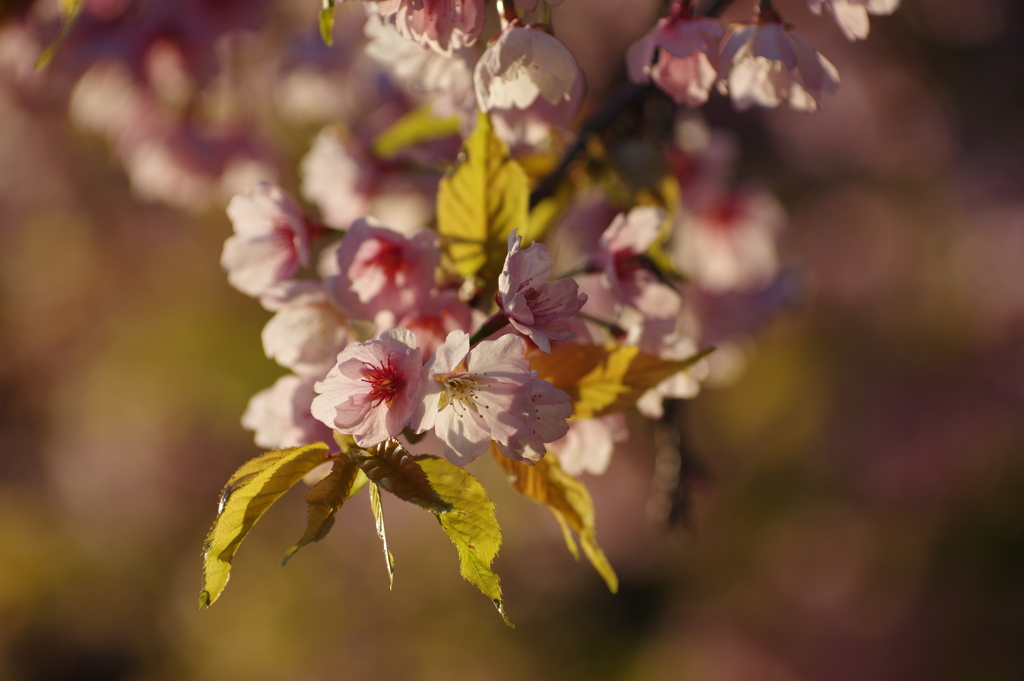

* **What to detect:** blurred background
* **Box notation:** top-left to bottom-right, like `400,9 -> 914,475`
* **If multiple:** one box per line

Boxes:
2,0 -> 1024,679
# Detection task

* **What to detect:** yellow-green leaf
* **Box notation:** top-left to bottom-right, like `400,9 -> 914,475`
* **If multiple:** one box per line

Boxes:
417,455 -> 512,626
369,483 -> 396,588
372,104 -> 461,160
352,439 -> 451,513
35,0 -> 83,69
529,343 -> 714,419
524,181 -> 572,244
319,0 -> 337,45
437,112 -> 529,280
280,454 -> 365,566
492,448 -> 618,593
199,443 -> 331,607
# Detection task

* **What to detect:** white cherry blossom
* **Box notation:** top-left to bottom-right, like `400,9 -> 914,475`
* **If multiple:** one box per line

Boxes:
719,6 -> 840,112
809,0 -> 900,42
474,24 -> 581,113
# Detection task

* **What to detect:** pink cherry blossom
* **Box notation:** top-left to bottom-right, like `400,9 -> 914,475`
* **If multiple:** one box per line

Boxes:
259,281 -> 352,376
626,8 -> 725,107
391,0 -> 486,56
379,288 -> 474,358
221,182 -> 311,297
809,0 -> 900,42
311,328 -> 423,447
549,414 -> 628,476
493,377 -> 572,464
242,374 -> 334,450
596,206 -> 682,320
498,230 -> 587,353
635,335 -> 710,419
323,219 -> 439,320
474,24 -> 582,115
718,5 -> 840,112
413,331 -> 536,464
671,187 -> 784,293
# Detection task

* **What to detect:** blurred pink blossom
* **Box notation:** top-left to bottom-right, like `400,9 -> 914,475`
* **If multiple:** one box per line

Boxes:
311,328 -> 423,447
380,288 -> 474,358
672,188 -> 784,293
222,182 -> 311,297
549,413 -> 628,476
625,7 -> 724,106
719,6 -> 840,112
259,281 -> 352,377
242,374 -> 334,450
809,0 -> 900,42
323,219 -> 439,320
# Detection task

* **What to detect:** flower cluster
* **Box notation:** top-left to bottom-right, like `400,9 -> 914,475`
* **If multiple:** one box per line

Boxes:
206,0 -> 896,486
627,0 -> 899,112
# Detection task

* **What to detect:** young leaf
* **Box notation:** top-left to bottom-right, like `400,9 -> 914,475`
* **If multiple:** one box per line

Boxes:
492,449 -> 618,593
437,112 -> 529,279
280,454 -> 366,566
369,483 -> 396,588
200,443 -> 331,607
35,0 -> 82,69
417,456 -> 512,626
319,0 -> 337,45
352,439 -> 452,513
372,105 -> 461,160
529,343 -> 714,419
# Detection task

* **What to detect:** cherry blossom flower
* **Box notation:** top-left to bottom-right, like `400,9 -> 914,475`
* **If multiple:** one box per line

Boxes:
498,230 -> 587,353
635,335 -> 710,419
809,0 -> 900,42
718,3 -> 840,112
363,13 -> 477,119
474,24 -> 582,115
323,219 -> 440,320
625,6 -> 725,106
595,206 -> 682,320
493,377 -> 572,463
672,187 -> 784,293
311,329 -> 423,447
221,182 -> 311,297
301,127 -> 438,235
259,281 -> 351,376
388,0 -> 486,56
378,288 -> 474,358
413,331 -> 538,464
549,414 -> 628,476
242,374 -> 334,450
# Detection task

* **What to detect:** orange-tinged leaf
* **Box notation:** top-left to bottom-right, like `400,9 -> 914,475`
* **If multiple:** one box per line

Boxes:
529,343 -> 713,419
352,439 -> 451,513
281,454 -> 365,566
492,447 -> 618,593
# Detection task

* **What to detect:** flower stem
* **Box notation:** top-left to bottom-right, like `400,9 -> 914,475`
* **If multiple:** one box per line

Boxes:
469,313 -> 510,346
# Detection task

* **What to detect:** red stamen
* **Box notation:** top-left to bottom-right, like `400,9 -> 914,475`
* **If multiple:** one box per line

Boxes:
362,356 -> 405,407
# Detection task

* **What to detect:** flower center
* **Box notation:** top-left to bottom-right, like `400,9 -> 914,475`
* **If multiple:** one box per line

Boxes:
370,242 -> 406,279
363,356 -> 405,407
437,372 -> 479,406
